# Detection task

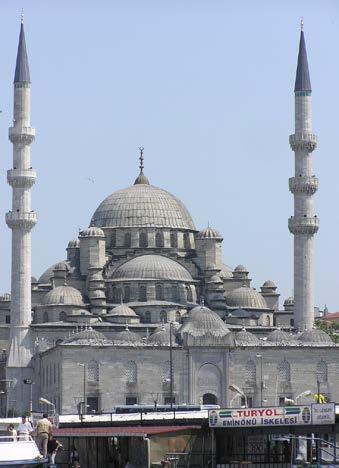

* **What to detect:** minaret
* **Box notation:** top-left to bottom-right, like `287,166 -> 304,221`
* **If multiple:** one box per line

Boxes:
5,18 -> 36,411
288,21 -> 318,331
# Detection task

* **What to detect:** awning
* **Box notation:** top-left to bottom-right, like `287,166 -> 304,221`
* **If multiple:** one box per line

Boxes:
53,425 -> 201,438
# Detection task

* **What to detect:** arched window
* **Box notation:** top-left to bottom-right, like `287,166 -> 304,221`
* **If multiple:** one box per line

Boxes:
59,311 -> 67,322
126,361 -> 137,383
316,360 -> 328,383
111,230 -> 116,248
183,232 -> 190,249
155,231 -> 164,248
170,231 -> 177,248
156,284 -> 164,301
88,361 -> 99,382
139,285 -> 147,302
278,358 -> 291,382
162,361 -> 171,382
139,231 -> 148,248
145,311 -> 151,323
43,311 -> 48,323
186,286 -> 193,302
175,311 -> 181,322
160,310 -> 167,323
113,287 -> 122,303
171,285 -> 179,302
111,286 -> 117,302
245,359 -> 256,384
124,285 -> 130,303
203,393 -> 218,405
124,232 -> 131,248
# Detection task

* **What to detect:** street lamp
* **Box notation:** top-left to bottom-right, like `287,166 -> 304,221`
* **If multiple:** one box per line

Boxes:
229,384 -> 248,408
284,390 -> 312,406
256,354 -> 263,406
39,397 -> 55,415
23,379 -> 34,414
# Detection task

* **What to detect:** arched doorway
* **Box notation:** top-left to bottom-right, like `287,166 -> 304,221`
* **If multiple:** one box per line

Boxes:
202,393 -> 218,405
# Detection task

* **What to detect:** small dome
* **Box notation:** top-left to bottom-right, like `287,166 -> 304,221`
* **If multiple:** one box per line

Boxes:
234,265 -> 248,273
235,328 -> 260,346
0,293 -> 11,301
114,327 -> 141,344
262,280 -> 276,289
196,226 -> 222,239
67,239 -> 80,249
63,327 -> 112,346
31,276 -> 38,284
225,286 -> 268,310
54,262 -> 68,272
39,261 -> 70,284
298,329 -> 334,344
208,275 -> 223,284
109,304 -> 137,316
179,305 -> 231,338
43,286 -> 84,306
112,255 -> 193,282
148,325 -> 176,345
284,297 -> 294,306
219,264 -> 233,279
80,227 -> 105,237
267,328 -> 294,344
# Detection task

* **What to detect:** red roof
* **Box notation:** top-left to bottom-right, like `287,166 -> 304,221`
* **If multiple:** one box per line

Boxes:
53,425 -> 201,438
323,312 -> 339,321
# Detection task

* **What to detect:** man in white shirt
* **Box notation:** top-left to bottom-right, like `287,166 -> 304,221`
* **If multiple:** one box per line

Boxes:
17,415 -> 33,441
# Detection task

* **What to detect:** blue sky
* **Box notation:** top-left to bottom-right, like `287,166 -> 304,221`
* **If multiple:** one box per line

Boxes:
0,0 -> 338,311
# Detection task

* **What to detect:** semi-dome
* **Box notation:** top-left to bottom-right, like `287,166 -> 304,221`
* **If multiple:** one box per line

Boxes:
225,286 -> 268,310
196,226 -> 222,239
63,327 -> 112,346
235,328 -> 260,346
90,184 -> 195,230
67,239 -> 80,248
267,328 -> 294,344
80,227 -> 105,237
179,305 -> 231,338
43,285 -> 84,306
39,261 -> 70,284
109,304 -> 137,316
298,329 -> 334,344
111,255 -> 193,282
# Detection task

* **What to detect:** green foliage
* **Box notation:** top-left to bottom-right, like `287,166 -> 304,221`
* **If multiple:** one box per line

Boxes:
315,319 -> 339,343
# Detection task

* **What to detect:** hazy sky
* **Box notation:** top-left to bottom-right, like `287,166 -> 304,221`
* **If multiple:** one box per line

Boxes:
0,0 -> 338,311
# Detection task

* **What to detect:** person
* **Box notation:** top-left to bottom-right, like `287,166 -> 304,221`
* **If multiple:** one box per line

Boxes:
70,445 -> 80,467
36,413 -> 52,458
17,415 -> 33,441
47,436 -> 62,464
124,460 -> 136,468
7,424 -> 17,441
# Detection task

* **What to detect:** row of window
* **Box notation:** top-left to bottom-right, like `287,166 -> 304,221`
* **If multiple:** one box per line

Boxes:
110,284 -> 193,303
111,230 -> 192,249
245,358 -> 328,384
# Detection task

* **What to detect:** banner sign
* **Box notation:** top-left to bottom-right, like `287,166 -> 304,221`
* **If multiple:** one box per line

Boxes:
209,404 -> 335,429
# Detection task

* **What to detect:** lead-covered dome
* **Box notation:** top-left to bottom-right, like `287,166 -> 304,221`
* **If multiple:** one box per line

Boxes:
298,328 -> 334,345
43,285 -> 84,306
225,286 -> 268,310
39,261 -> 70,284
90,184 -> 195,230
111,255 -> 193,282
179,305 -> 231,338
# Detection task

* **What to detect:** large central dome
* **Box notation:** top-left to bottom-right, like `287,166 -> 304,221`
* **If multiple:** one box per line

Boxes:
91,183 -> 195,230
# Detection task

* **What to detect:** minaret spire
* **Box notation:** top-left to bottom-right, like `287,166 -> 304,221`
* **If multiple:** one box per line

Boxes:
134,146 -> 150,185
288,24 -> 318,331
5,20 -> 36,412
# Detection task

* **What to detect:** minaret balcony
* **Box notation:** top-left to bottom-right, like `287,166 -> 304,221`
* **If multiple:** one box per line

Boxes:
288,216 -> 319,235
7,169 -> 36,189
9,126 -> 35,145
5,211 -> 37,230
288,176 -> 318,195
289,133 -> 317,152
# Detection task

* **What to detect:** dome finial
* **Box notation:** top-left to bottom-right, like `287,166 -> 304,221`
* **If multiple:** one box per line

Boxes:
300,17 -> 304,31
21,8 -> 24,24
134,146 -> 150,185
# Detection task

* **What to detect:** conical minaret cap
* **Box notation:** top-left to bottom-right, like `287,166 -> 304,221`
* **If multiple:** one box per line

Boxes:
294,22 -> 311,92
14,21 -> 30,84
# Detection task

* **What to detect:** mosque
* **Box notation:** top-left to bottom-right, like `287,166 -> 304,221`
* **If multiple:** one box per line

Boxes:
0,20 -> 338,415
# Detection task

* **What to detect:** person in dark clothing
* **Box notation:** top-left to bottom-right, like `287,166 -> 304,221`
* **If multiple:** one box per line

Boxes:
47,436 -> 62,464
